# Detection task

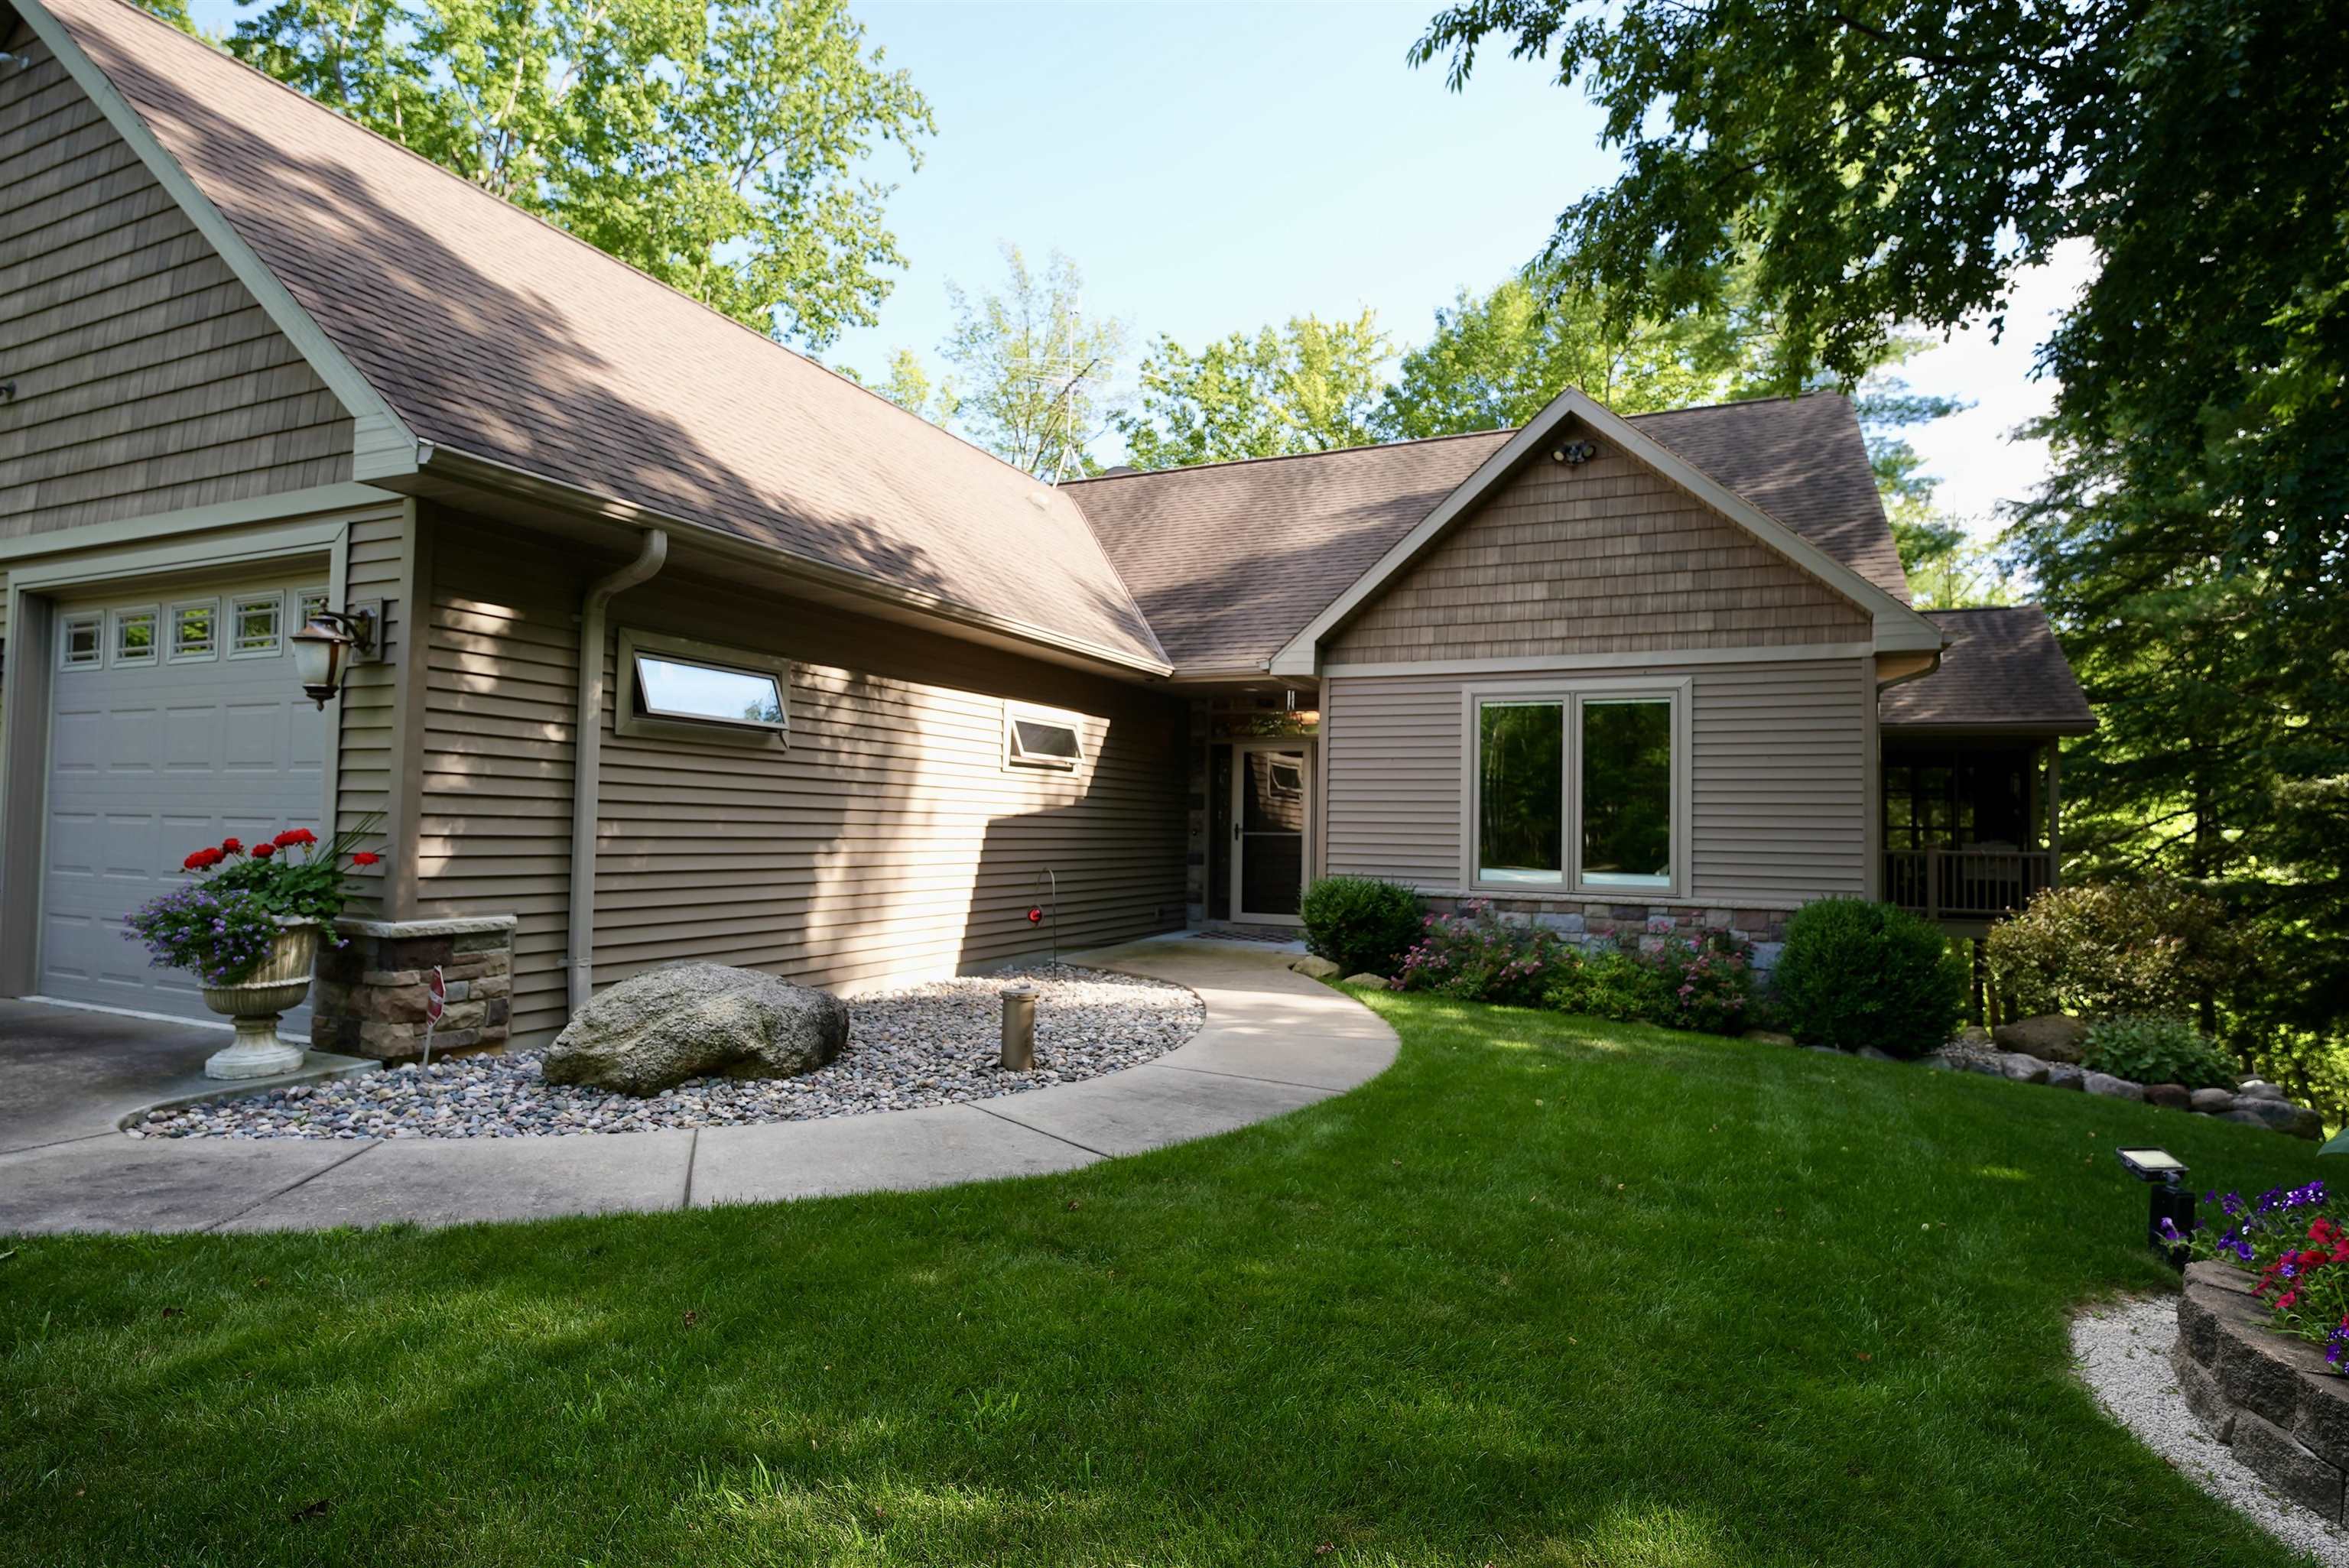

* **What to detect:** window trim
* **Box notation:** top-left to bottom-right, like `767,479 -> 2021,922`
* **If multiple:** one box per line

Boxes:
59,612 -> 102,670
108,605 -> 160,667
1462,675 -> 1692,901
1004,703 -> 1087,773
168,598 -> 220,663
229,590 -> 284,658
614,626 -> 790,749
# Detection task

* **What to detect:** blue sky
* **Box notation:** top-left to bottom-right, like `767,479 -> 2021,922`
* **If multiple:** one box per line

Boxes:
187,0 -> 2082,530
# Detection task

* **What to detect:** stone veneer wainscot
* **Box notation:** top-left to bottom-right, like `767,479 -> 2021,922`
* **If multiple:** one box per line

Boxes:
1432,899 -> 1790,973
2174,1259 -> 2349,1520
310,915 -> 518,1063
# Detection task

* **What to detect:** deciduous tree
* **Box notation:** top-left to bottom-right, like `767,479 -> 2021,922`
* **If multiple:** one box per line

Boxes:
1116,312 -> 1391,469
156,0 -> 931,348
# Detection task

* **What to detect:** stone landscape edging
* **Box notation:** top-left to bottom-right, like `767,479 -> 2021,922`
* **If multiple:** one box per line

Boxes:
2175,1259 -> 2349,1519
1925,1048 -> 2324,1139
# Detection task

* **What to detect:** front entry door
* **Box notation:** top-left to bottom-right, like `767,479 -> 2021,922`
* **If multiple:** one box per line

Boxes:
1231,742 -> 1310,925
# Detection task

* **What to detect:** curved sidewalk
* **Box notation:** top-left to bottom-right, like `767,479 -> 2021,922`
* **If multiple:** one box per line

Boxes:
0,939 -> 1396,1235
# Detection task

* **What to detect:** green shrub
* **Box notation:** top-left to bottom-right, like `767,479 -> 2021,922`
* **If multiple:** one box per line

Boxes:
1538,933 -> 1757,1035
1545,947 -> 1671,1024
1983,878 -> 2241,1021
2083,1016 -> 2237,1089
1774,899 -> 1967,1058
1300,876 -> 1426,978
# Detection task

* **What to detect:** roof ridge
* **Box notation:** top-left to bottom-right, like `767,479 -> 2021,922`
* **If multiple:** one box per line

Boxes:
1626,388 -> 1844,418
1066,426 -> 1516,485
1925,604 -> 2048,615
82,0 -> 1067,499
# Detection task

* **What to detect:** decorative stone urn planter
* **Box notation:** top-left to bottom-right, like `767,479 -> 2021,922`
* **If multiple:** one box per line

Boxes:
199,920 -> 320,1080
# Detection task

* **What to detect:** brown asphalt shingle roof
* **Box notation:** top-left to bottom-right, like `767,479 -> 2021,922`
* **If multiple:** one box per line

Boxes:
1064,392 -> 1911,671
1880,607 -> 2095,732
43,0 -> 1168,669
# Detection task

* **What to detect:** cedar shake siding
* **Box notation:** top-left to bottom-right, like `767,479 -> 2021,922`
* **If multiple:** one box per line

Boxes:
1326,436 -> 1872,664
417,515 -> 1187,1048
0,20 -> 353,538
1323,657 -> 1874,908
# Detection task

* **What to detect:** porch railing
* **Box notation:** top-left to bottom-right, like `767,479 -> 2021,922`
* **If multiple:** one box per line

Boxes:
1884,847 -> 2058,922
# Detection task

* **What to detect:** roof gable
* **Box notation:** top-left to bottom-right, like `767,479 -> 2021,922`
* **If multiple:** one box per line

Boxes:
1067,392 -> 1917,674
23,0 -> 1168,671
1324,429 -> 1873,664
1267,389 -> 1941,675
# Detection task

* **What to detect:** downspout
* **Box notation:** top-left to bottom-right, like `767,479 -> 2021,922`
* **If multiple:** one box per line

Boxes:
568,528 -> 668,1014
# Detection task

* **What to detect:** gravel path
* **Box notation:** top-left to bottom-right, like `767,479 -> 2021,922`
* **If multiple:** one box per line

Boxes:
133,964 -> 1202,1141
2072,1294 -> 2349,1564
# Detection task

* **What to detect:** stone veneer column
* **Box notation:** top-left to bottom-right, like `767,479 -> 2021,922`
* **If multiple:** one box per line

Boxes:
310,915 -> 518,1063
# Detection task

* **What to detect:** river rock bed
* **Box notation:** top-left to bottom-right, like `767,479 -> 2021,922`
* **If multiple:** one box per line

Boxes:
133,965 -> 1202,1140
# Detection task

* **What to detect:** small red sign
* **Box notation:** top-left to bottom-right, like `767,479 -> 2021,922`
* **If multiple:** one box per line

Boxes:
425,966 -> 446,1024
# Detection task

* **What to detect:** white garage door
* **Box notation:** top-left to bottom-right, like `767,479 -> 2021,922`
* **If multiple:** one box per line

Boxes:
41,576 -> 331,1029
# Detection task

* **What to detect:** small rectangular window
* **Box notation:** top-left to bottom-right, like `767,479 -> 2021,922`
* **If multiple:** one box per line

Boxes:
231,592 -> 283,657
634,653 -> 786,729
170,600 -> 219,661
1477,701 -> 1564,884
61,613 -> 102,670
1007,709 -> 1084,771
1579,698 -> 1673,889
110,607 -> 158,666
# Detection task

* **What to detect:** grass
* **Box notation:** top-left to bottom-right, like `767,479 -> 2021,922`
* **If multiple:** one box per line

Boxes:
1,990 -> 2331,1566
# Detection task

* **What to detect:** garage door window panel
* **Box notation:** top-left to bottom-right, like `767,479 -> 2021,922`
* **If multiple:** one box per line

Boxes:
60,613 -> 102,670
170,601 -> 219,662
231,592 -> 284,657
110,607 -> 158,667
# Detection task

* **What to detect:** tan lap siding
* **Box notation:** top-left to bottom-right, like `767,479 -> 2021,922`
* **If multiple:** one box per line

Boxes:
1324,658 -> 1870,907
420,518 -> 1187,1048
1327,437 -> 1871,662
329,505 -> 408,917
0,22 -> 353,540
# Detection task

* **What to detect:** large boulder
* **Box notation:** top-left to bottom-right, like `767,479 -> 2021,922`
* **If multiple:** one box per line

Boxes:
544,963 -> 849,1096
1993,1014 -> 2090,1063
1288,955 -> 1341,981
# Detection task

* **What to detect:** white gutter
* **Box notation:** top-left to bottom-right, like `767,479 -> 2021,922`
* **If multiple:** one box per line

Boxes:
567,528 -> 668,1014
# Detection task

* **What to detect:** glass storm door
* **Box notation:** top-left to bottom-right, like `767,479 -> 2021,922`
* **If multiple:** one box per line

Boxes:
1232,743 -> 1310,924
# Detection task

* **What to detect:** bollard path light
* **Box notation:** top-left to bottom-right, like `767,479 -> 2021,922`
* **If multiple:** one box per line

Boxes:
2117,1147 -> 2195,1267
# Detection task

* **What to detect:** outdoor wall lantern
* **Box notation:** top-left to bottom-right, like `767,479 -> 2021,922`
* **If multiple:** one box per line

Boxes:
291,602 -> 381,708
2117,1146 -> 2195,1267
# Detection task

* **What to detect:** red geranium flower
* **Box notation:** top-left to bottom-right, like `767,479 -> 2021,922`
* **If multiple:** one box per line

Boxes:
220,837 -> 242,855
272,827 -> 317,849
350,851 -> 381,867
252,842 -> 276,859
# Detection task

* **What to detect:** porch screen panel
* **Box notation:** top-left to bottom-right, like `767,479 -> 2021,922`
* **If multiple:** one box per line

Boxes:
1478,701 -> 1564,883
1579,698 -> 1672,888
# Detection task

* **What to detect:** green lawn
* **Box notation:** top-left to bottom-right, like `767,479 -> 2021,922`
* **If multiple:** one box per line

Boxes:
2,991 -> 2329,1566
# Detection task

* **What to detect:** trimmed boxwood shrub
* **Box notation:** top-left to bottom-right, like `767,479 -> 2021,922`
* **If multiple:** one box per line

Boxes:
1774,899 -> 1966,1058
2084,1016 -> 2237,1089
1300,876 -> 1426,979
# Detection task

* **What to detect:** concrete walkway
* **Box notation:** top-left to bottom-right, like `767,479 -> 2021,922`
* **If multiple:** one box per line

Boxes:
0,940 -> 1396,1235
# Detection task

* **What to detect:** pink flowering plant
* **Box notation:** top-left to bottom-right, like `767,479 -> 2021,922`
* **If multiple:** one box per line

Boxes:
122,820 -> 385,985
2180,1180 -> 2349,1369
1392,900 -> 1569,1005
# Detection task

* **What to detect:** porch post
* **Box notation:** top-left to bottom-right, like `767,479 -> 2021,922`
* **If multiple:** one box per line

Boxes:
2046,741 -> 2063,889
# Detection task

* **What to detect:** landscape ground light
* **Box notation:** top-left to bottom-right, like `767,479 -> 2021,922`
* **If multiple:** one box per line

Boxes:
2117,1147 -> 2195,1267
